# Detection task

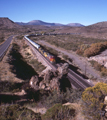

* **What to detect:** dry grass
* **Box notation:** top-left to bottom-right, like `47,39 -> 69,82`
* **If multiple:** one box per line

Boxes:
0,35 -> 45,83
32,35 -> 107,52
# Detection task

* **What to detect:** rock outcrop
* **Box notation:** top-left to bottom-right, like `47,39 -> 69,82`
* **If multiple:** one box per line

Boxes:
29,63 -> 69,91
88,56 -> 107,68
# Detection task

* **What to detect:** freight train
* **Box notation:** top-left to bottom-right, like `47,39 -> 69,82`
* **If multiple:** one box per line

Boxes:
24,35 -> 55,63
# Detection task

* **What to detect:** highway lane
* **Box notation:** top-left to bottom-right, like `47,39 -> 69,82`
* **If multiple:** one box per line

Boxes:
0,36 -> 13,61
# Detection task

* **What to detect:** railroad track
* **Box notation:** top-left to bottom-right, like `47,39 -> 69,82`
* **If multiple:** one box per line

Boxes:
25,36 -> 93,90
67,69 -> 93,90
25,38 -> 57,71
56,63 -> 93,90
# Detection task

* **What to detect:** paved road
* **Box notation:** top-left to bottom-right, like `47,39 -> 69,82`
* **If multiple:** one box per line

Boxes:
0,36 -> 13,60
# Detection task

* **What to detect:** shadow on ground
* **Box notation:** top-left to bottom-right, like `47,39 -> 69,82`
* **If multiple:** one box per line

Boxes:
8,43 -> 37,80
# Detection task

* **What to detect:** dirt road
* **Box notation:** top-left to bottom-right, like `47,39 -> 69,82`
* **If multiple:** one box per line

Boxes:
38,40 -> 104,82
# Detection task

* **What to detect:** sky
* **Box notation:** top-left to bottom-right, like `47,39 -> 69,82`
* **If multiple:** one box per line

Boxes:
0,0 -> 107,26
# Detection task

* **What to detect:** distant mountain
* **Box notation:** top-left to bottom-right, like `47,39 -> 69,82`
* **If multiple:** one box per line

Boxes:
15,22 -> 26,26
16,20 -> 84,27
27,20 -> 64,26
67,23 -> 84,27
0,17 -> 22,28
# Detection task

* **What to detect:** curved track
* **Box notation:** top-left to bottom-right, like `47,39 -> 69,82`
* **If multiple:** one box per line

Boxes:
25,34 -> 93,90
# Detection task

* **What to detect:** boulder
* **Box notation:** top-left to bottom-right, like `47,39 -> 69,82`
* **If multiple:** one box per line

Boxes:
50,77 -> 60,91
29,63 -> 69,91
29,75 -> 39,90
104,96 -> 107,105
57,63 -> 69,78
44,70 -> 53,83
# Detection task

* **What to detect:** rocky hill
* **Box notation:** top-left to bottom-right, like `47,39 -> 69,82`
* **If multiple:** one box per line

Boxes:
54,21 -> 107,39
89,21 -> 107,28
0,17 -> 23,29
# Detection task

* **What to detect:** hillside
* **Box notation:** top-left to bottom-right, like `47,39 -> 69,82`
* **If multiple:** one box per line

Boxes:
0,17 -> 22,29
53,21 -> 107,39
0,18 -> 31,39
89,21 -> 107,27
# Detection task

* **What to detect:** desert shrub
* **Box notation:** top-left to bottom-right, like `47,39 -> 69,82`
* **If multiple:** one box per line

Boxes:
35,34 -> 107,53
23,44 -> 29,49
62,54 -> 69,60
90,60 -> 107,76
0,36 -> 4,44
84,42 -> 107,57
80,44 -> 89,50
42,103 -> 75,120
76,49 -> 84,55
12,43 -> 20,51
76,44 -> 89,56
0,104 -> 41,120
44,46 -> 59,56
101,67 -> 107,77
16,35 -> 24,40
90,60 -> 102,71
0,81 -> 23,92
82,82 -> 107,120
29,59 -> 46,72
44,89 -> 82,108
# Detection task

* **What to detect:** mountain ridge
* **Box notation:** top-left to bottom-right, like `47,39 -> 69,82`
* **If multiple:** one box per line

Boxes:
16,20 -> 84,27
1,17 -> 107,28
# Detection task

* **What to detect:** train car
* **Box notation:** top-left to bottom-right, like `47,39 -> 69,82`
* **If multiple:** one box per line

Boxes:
24,35 -> 40,49
38,47 -> 55,63
24,35 -> 55,63
47,53 -> 55,63
43,51 -> 48,57
39,47 -> 47,57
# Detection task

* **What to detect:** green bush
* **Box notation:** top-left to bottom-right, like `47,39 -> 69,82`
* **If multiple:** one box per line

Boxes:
62,54 -> 69,60
0,104 -> 41,120
29,59 -> 46,72
82,82 -> 107,120
90,60 -> 107,76
42,103 -> 75,120
0,81 -> 23,92
90,60 -> 102,71
44,89 -> 82,108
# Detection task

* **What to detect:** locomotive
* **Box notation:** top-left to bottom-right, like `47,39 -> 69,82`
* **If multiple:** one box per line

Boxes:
24,35 -> 55,63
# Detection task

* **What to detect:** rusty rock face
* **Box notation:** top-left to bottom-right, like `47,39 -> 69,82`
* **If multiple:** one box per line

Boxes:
29,63 -> 69,91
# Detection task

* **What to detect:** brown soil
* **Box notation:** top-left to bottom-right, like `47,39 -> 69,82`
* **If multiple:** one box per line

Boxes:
0,37 -> 35,83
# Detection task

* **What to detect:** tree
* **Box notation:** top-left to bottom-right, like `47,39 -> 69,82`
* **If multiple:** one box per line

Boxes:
82,82 -> 107,120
